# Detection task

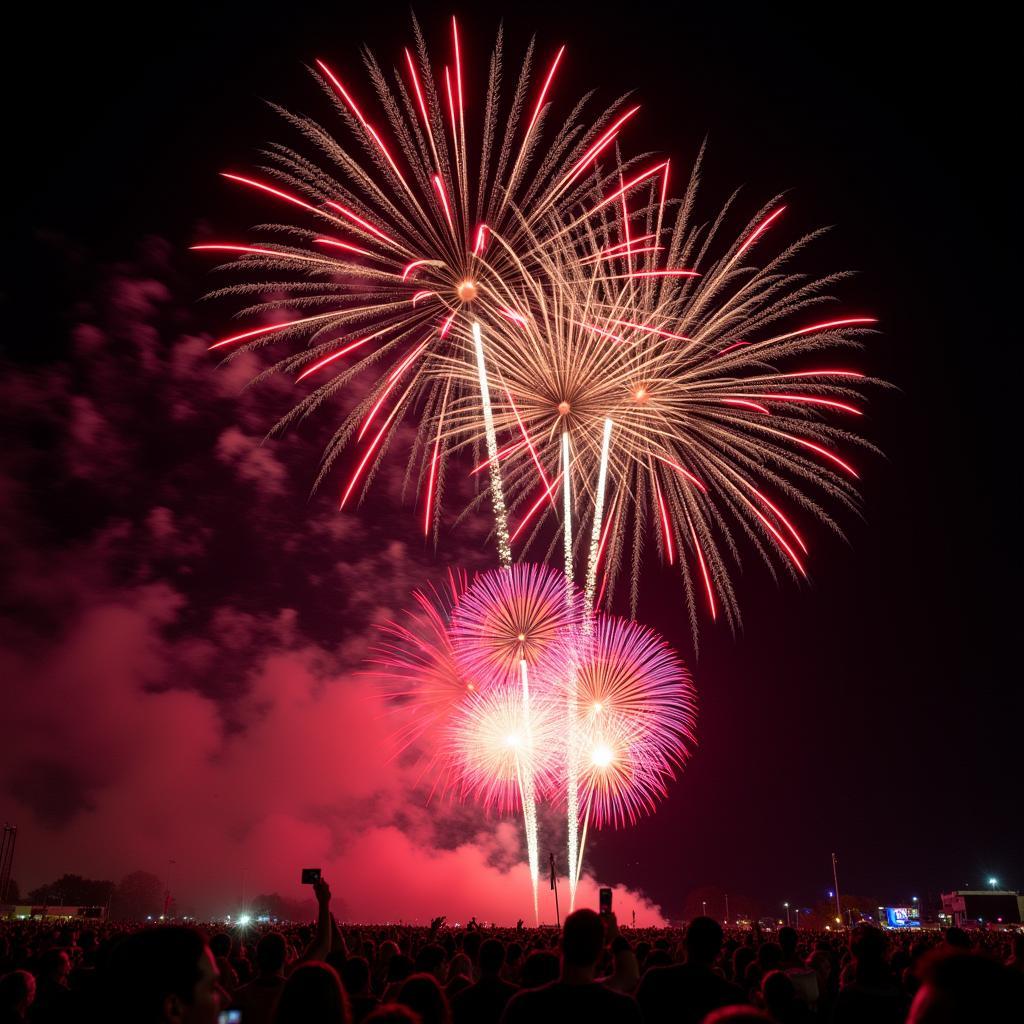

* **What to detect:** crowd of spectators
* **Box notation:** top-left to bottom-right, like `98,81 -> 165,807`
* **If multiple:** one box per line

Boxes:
1,876 -> 1021,1023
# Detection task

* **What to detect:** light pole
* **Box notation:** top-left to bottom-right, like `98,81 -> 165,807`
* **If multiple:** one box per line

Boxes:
795,908 -> 800,929
784,902 -> 791,927
701,899 -> 707,917
832,852 -> 843,925
725,894 -> 730,926
163,859 -> 176,919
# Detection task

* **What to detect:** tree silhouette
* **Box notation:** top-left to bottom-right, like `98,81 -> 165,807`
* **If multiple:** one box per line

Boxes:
27,874 -> 114,906
111,870 -> 163,919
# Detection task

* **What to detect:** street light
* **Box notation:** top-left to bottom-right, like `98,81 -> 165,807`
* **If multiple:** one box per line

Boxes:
989,877 -> 999,890
784,902 -> 791,927
701,900 -> 707,917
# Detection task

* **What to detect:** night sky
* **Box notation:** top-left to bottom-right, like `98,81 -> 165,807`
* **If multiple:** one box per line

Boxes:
2,2 -> 1019,922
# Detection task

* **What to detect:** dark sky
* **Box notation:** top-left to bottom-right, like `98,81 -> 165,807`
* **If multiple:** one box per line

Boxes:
2,2 -> 1019,921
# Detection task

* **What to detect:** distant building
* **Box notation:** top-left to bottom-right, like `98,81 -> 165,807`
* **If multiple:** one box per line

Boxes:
940,891 -> 1022,927
0,905 -> 107,921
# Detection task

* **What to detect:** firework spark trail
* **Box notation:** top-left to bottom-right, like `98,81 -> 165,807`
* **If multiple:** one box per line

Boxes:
561,428 -> 581,912
562,432 -> 574,590
569,416 -> 614,905
519,659 -> 540,924
473,321 -> 512,567
474,317 -> 540,905
585,418 -> 614,617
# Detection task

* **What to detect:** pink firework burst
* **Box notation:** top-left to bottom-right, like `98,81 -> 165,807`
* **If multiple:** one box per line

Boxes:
368,569 -> 474,754
441,681 -> 562,815
450,563 -> 584,687
565,614 -> 697,828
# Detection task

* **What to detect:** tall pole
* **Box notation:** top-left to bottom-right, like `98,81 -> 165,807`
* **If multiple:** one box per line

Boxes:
550,853 -> 560,929
0,825 -> 16,904
832,852 -> 842,925
164,859 -> 175,919
725,893 -> 730,926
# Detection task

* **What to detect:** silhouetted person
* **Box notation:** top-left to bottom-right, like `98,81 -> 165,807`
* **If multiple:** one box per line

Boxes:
906,951 -> 1024,1023
107,926 -> 223,1024
500,910 -> 641,1024
519,951 -> 558,990
233,931 -> 287,1024
760,970 -> 809,1023
602,936 -> 640,994
444,954 -> 472,999
397,973 -> 450,1024
501,943 -> 523,985
209,933 -> 239,992
272,961 -> 351,1024
636,917 -> 742,1024
29,948 -> 73,1024
380,955 -> 414,1002
777,928 -> 801,971
0,971 -> 35,1024
452,939 -> 518,1024
373,942 -> 400,996
461,932 -> 482,980
341,956 -> 379,1023
831,925 -> 906,1024
413,947 -> 447,986
1007,934 -> 1024,973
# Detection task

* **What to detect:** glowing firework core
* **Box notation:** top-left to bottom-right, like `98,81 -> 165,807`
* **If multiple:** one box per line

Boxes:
557,401 -> 571,416
591,744 -> 614,767
457,280 -> 478,303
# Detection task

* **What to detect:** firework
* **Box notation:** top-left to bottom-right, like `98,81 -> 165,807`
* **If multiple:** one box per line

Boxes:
448,559 -> 589,919
442,156 -> 879,630
472,321 -> 512,566
442,676 -> 560,924
195,16 -> 645,532
567,614 -> 697,828
368,569 -> 473,758
441,676 -> 566,805
450,562 -> 585,688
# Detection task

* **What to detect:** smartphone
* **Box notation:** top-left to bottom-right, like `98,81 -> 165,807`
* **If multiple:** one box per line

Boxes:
301,868 -> 322,885
599,887 -> 613,916
218,1012 -> 242,1024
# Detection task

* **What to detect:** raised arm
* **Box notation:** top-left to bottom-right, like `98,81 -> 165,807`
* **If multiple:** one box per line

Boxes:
295,875 -> 333,966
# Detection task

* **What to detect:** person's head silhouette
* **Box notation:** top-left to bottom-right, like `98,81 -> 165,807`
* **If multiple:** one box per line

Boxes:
685,917 -> 723,966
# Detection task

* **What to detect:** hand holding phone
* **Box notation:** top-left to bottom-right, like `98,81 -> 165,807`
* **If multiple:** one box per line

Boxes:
599,887 -> 613,916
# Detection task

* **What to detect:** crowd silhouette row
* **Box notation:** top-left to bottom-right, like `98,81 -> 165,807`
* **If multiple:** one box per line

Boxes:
1,877 -> 1022,1023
